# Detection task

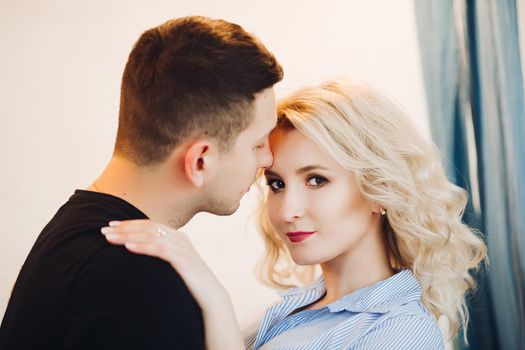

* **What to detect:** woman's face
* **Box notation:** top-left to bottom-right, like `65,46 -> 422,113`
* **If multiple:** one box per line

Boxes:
265,128 -> 381,266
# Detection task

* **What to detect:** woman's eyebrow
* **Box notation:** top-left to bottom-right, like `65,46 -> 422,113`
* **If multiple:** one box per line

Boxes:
264,165 -> 329,178
296,165 -> 329,175
264,169 -> 280,177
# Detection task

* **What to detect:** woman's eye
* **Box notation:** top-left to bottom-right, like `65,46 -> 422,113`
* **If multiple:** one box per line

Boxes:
306,176 -> 327,187
266,179 -> 285,192
253,143 -> 265,151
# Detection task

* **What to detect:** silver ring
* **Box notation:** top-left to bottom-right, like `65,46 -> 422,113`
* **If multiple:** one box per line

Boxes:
156,227 -> 168,237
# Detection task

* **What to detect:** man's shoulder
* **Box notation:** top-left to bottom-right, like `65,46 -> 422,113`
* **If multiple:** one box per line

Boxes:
41,190 -> 147,236
63,242 -> 204,332
61,242 -> 205,349
70,241 -> 193,302
29,190 -> 189,302
82,243 -> 187,289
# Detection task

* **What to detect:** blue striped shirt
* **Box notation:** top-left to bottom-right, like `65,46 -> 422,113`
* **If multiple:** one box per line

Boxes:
245,270 -> 444,349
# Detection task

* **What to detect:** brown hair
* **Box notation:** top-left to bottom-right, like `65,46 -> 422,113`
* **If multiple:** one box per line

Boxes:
115,16 -> 283,165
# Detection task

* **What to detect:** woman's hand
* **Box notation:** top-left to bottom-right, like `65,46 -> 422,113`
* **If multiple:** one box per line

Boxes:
101,220 -> 245,350
100,220 -> 228,310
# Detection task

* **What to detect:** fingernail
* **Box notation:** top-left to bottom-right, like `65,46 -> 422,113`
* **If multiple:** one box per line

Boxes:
125,242 -> 138,249
101,227 -> 111,234
105,233 -> 118,240
109,221 -> 121,227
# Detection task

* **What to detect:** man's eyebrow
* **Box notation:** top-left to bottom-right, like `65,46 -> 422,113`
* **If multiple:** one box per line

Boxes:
257,130 -> 272,143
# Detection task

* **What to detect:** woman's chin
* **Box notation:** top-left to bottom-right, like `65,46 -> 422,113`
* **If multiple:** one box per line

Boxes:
290,254 -> 321,266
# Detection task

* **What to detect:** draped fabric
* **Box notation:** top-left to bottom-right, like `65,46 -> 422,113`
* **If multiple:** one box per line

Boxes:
415,0 -> 525,349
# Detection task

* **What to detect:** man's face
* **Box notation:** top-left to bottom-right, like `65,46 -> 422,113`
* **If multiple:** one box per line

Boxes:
205,87 -> 276,215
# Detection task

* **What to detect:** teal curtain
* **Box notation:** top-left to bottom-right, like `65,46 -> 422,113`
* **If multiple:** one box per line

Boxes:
415,0 -> 525,349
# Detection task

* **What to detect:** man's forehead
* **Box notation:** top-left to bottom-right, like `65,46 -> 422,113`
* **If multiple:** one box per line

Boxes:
262,112 -> 277,135
251,107 -> 277,137
242,87 -> 277,138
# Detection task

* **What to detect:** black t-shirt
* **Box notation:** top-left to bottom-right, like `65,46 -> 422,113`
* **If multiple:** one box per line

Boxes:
0,190 -> 205,349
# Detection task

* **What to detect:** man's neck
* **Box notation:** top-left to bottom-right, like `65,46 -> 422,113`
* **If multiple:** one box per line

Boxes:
88,156 -> 194,229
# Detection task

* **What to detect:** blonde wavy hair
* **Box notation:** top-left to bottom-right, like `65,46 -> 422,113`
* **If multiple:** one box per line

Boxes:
256,80 -> 487,341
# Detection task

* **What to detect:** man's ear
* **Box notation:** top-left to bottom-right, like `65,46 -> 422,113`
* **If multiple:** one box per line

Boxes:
183,140 -> 215,188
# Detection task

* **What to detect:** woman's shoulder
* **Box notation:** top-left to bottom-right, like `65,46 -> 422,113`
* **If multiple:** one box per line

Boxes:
355,301 -> 444,349
386,298 -> 435,319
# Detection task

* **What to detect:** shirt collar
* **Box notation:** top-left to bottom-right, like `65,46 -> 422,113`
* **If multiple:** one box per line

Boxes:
278,276 -> 326,299
279,269 -> 421,314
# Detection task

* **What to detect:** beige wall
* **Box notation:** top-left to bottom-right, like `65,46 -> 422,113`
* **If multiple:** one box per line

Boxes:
0,0 -> 428,323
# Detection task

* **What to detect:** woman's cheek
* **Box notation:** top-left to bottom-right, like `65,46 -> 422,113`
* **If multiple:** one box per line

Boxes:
266,197 -> 281,227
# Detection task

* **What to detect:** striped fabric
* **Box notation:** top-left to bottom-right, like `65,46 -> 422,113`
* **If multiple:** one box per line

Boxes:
245,270 -> 444,349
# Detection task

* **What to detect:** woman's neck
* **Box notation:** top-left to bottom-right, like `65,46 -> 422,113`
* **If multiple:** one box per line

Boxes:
316,230 -> 395,308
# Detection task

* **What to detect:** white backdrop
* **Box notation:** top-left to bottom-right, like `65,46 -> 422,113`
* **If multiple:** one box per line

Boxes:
0,0 -> 429,324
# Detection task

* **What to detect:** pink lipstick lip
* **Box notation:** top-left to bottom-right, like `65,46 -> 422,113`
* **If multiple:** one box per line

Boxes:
286,231 -> 316,243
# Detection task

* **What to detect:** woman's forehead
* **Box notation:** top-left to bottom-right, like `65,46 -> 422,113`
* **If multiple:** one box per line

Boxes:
268,129 -> 345,175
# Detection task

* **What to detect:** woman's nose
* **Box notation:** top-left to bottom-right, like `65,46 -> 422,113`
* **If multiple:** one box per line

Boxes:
279,190 -> 304,222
